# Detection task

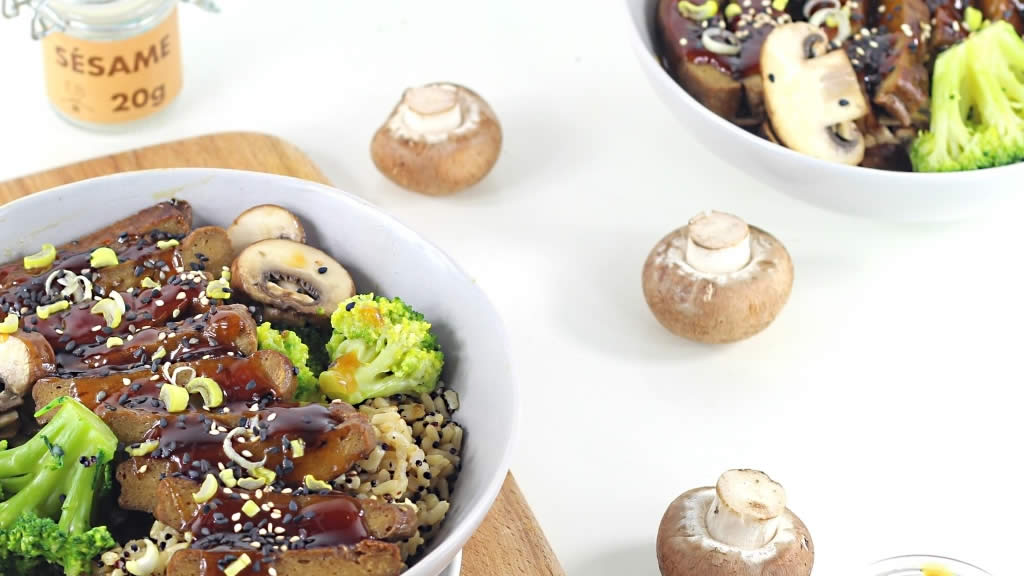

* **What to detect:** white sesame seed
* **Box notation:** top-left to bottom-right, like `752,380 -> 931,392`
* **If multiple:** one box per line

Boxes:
231,513 -> 241,522
269,569 -> 278,576
209,428 -> 221,436
138,465 -> 148,474
122,378 -> 131,386
281,488 -> 293,494
289,535 -> 299,542
223,487 -> 233,494
172,309 -> 180,318
176,292 -> 187,301
255,489 -> 264,499
91,325 -> 101,332
267,413 -> 278,422
240,493 -> 250,500
877,4 -> 885,11
150,374 -> 160,381
250,541 -> 261,549
241,450 -> 253,458
233,523 -> 242,533
158,332 -> 167,341
679,37 -> 688,45
55,328 -> 63,335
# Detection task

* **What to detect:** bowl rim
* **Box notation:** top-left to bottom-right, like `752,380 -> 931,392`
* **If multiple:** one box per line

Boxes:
0,167 -> 521,575
621,0 -> 1024,181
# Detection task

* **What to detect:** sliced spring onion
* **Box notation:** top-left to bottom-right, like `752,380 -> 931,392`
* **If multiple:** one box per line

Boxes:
771,0 -> 788,11
223,428 -> 267,470
125,440 -> 159,457
802,0 -> 839,18
222,554 -> 252,576
701,27 -> 742,55
809,7 -> 851,45
23,243 -> 56,270
89,247 -> 119,269
304,475 -> 332,491
140,277 -> 161,289
106,336 -> 124,348
241,500 -> 261,517
156,239 -> 179,249
218,468 -> 237,488
192,473 -> 218,504
252,466 -> 277,484
36,300 -> 69,320
0,315 -> 18,335
677,0 -> 719,20
186,376 -> 224,408
59,273 -> 93,303
236,477 -> 266,490
159,384 -> 189,412
91,298 -> 123,328
151,346 -> 167,361
724,2 -> 741,17
205,278 -> 231,300
290,439 -> 306,458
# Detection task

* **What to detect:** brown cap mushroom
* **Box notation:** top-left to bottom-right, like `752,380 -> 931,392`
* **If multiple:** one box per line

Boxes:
657,469 -> 814,576
642,210 -> 793,343
371,83 -> 502,196
227,205 -> 306,257
761,22 -> 869,164
231,239 -> 355,326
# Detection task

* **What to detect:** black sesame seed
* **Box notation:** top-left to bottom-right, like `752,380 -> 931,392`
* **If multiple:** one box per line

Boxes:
317,266 -> 328,274
768,73 -> 775,82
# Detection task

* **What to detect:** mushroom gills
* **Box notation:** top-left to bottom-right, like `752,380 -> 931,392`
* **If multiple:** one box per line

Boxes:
706,469 -> 787,549
231,239 -> 355,323
265,271 -> 321,305
760,22 -> 869,164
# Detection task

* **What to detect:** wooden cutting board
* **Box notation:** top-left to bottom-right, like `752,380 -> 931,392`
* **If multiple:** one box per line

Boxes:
0,131 -> 564,576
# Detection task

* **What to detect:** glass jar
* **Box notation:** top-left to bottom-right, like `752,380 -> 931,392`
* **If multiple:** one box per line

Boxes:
14,0 -> 188,130
869,555 -> 992,576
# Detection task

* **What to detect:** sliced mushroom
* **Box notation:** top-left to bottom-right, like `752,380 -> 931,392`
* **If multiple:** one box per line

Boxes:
642,211 -> 793,343
227,205 -> 306,257
0,331 -> 56,397
657,469 -> 814,576
761,22 -> 869,165
231,239 -> 354,326
371,83 -> 502,196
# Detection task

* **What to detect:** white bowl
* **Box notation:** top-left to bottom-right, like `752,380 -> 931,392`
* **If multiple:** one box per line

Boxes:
0,168 -> 518,576
624,0 -> 1023,221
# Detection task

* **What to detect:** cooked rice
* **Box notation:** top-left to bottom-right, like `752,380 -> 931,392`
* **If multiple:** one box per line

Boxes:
339,386 -> 463,562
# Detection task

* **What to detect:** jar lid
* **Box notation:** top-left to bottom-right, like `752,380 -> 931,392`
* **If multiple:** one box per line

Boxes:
42,0 -> 171,30
2,0 -> 216,39
868,555 -> 991,576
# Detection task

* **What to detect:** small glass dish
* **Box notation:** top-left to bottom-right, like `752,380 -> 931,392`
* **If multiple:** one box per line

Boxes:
870,555 -> 992,576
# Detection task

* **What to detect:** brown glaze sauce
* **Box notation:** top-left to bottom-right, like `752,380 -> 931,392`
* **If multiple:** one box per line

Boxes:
138,404 -> 339,478
0,232 -> 181,314
74,355 -> 279,415
189,494 -> 369,551
59,306 -> 248,375
661,0 -> 788,78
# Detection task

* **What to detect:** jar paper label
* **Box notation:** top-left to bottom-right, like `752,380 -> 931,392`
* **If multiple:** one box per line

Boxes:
42,6 -> 183,125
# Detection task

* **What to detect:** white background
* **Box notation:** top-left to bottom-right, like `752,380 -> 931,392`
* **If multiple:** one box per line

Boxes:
1,2 -> 1022,575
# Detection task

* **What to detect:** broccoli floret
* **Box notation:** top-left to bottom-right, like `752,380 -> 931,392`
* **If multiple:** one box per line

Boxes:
319,294 -> 443,404
911,21 -> 1024,172
0,397 -> 117,576
256,322 -> 322,402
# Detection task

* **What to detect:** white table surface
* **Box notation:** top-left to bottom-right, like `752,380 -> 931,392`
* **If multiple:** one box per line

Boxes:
1,2 -> 1022,575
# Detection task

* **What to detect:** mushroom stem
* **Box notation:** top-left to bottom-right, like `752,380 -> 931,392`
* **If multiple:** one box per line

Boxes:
684,211 -> 752,274
705,469 -> 786,549
401,85 -> 463,136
